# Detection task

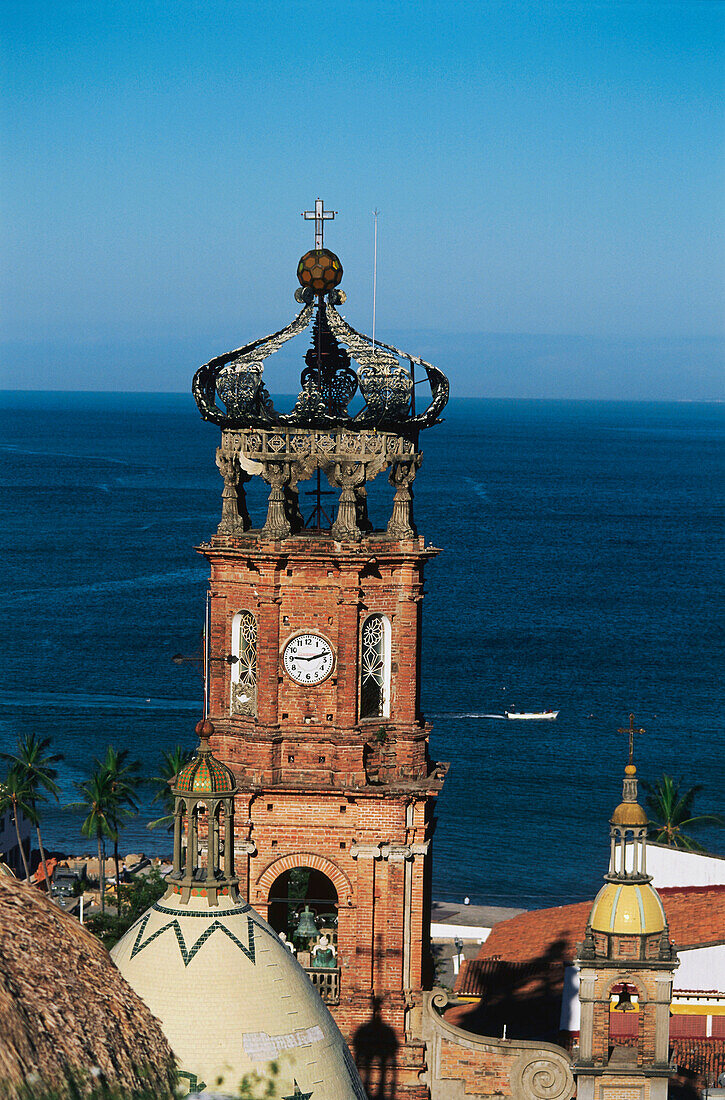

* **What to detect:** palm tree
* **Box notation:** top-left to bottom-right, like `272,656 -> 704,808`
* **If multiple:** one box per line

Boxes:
100,746 -> 140,909
0,765 -> 35,881
644,774 -> 724,852
74,766 -> 116,914
148,745 -> 193,831
0,733 -> 63,893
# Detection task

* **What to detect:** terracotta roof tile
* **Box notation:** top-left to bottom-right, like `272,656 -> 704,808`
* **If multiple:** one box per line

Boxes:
474,886 -> 725,966
32,857 -> 58,884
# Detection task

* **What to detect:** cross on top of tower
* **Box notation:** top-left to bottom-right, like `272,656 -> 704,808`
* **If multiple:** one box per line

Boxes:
618,712 -> 645,767
302,197 -> 336,249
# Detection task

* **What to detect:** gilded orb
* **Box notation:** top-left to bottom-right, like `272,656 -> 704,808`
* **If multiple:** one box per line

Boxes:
297,249 -> 343,294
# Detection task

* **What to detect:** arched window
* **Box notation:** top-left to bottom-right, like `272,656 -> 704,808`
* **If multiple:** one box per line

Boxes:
608,982 -> 641,1052
267,867 -> 339,946
267,866 -> 340,1004
231,610 -> 257,716
360,614 -> 391,719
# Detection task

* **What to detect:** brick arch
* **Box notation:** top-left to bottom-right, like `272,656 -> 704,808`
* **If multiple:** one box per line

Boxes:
603,974 -> 649,1003
255,853 -> 353,906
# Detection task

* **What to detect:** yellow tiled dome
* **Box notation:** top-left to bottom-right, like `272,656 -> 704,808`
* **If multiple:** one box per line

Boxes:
589,881 -> 666,935
610,800 -> 649,827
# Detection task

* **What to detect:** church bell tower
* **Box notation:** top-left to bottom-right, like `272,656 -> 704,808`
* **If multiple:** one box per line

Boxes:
575,719 -> 678,1100
192,200 -> 449,1099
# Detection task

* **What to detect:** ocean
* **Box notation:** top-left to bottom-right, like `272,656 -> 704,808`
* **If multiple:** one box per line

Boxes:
0,393 -> 722,909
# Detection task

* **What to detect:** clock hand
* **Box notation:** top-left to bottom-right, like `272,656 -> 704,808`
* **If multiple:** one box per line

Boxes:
294,653 -> 325,661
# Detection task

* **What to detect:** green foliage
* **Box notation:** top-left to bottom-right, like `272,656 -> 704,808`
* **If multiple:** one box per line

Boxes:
287,867 -> 311,901
70,747 -> 141,915
0,732 -> 64,889
4,1057 -> 281,1099
147,745 -> 194,832
97,747 -> 141,914
0,764 -> 36,825
231,1061 -> 280,1098
374,727 -> 388,744
86,869 -> 167,950
0,764 -> 36,879
643,773 -> 724,852
8,1066 -> 175,1100
98,747 -> 140,835
1,733 -> 63,803
73,769 -> 116,847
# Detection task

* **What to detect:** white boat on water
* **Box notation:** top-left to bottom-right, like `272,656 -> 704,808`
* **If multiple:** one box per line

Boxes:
504,710 -> 559,720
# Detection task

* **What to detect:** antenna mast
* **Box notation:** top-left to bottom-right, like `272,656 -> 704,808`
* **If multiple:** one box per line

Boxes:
372,209 -> 379,355
203,590 -> 211,718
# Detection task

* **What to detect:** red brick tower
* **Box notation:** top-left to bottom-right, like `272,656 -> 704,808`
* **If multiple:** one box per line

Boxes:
191,200 -> 450,1100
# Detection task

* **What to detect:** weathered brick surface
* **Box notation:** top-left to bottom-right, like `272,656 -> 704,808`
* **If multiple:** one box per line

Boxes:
198,532 -> 447,1096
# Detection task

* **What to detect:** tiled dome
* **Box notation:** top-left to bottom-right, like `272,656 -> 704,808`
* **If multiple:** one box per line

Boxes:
610,799 -> 649,827
588,881 -> 666,936
175,752 -> 235,794
111,892 -> 365,1099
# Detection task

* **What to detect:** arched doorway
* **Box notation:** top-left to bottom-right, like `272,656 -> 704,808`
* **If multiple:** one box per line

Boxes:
608,982 -> 640,1062
267,866 -> 340,1004
268,866 -> 338,944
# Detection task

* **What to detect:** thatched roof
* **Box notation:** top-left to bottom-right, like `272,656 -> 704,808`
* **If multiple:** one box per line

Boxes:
0,874 -> 176,1098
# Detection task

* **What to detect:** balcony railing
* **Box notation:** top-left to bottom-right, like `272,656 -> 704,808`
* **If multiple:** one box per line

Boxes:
305,966 -> 340,1005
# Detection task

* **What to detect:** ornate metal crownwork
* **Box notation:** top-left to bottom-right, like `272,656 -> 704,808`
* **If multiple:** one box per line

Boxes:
195,224 -> 450,539
192,286 -> 448,435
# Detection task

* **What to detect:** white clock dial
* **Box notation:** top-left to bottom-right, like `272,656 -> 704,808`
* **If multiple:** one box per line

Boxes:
283,633 -> 335,685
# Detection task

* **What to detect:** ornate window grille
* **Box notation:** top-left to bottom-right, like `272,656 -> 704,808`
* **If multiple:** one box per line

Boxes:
360,614 -> 391,719
231,610 -> 257,716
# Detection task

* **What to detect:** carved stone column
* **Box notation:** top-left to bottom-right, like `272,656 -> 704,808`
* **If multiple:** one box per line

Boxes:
331,461 -> 365,542
387,454 -> 421,539
215,448 -> 251,534
261,462 -> 292,539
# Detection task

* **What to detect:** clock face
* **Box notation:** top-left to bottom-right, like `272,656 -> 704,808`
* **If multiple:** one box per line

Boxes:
283,633 -> 335,685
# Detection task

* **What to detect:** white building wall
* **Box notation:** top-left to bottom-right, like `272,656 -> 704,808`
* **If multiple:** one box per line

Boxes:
561,964 -> 581,1031
646,844 -> 725,889
675,944 -> 725,991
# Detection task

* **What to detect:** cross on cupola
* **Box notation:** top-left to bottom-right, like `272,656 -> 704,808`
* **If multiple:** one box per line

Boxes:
302,197 -> 336,249
618,712 -> 645,767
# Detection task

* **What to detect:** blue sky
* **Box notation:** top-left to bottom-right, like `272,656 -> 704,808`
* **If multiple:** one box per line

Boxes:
1,1 -> 723,398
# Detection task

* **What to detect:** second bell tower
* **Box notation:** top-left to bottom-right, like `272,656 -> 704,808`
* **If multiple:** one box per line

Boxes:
192,201 -> 450,1100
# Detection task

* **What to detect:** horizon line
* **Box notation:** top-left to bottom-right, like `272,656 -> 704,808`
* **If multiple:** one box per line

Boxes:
0,389 -> 722,406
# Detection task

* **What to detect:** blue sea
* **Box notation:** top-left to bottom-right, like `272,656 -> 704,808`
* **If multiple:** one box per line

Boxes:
0,393 -> 723,909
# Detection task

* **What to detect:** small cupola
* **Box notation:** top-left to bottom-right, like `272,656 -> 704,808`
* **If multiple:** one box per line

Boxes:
168,719 -> 239,905
583,715 -> 676,962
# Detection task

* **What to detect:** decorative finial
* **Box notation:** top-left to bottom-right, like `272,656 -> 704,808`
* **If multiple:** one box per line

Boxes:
297,249 -> 343,295
579,924 -> 596,960
195,717 -> 214,746
618,712 -> 645,770
192,200 -> 449,433
298,197 -> 343,296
